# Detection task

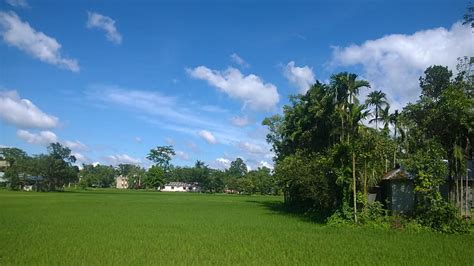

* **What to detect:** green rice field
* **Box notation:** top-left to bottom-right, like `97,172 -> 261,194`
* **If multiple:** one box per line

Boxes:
0,189 -> 473,265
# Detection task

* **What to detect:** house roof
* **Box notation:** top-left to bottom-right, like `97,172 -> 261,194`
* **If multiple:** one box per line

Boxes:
165,182 -> 197,187
382,168 -> 412,181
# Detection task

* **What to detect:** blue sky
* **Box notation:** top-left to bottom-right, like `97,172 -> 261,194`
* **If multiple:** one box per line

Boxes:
0,0 -> 472,169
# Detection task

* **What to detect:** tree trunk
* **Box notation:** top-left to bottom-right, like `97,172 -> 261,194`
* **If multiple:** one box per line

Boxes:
353,152 -> 357,223
393,126 -> 397,168
364,159 -> 367,196
375,107 -> 378,131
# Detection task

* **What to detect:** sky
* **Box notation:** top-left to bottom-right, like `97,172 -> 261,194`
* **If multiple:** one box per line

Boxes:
0,0 -> 473,170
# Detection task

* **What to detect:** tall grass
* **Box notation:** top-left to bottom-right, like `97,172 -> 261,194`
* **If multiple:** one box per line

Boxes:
0,189 -> 472,265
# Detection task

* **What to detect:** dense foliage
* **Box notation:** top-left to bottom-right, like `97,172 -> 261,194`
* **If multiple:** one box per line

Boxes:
263,62 -> 473,232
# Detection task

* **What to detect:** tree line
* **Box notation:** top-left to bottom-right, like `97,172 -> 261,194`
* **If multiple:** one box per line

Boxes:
0,144 -> 277,195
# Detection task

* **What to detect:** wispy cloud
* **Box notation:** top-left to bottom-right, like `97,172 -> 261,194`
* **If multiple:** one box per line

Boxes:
0,11 -> 79,72
86,11 -> 122,44
230,53 -> 249,68
87,85 -> 251,145
105,154 -> 141,165
16,129 -> 57,145
6,0 -> 29,8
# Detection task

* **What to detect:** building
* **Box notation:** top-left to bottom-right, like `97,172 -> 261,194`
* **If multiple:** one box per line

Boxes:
161,182 -> 200,192
378,161 -> 473,216
116,175 -> 128,189
379,168 -> 415,214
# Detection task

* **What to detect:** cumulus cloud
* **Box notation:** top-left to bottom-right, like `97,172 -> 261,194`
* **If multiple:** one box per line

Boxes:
0,11 -> 79,72
175,150 -> 190,161
16,130 -> 57,145
231,116 -> 250,127
105,154 -> 141,165
230,53 -> 249,68
0,90 -> 58,129
87,11 -> 122,44
330,22 -> 474,110
198,130 -> 217,144
64,140 -> 88,152
284,61 -> 316,93
213,157 -> 231,170
187,66 -> 279,111
6,0 -> 28,8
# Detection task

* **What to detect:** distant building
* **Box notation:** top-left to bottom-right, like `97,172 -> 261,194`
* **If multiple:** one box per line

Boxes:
161,182 -> 200,192
116,176 -> 128,189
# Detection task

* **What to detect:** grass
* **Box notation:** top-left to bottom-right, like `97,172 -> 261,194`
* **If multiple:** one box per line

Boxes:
0,189 -> 473,265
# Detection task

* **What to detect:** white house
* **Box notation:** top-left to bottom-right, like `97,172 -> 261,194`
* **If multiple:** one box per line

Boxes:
116,175 -> 128,189
161,182 -> 200,192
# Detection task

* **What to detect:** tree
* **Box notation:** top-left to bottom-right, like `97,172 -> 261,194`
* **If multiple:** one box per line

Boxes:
0,147 -> 29,190
419,65 -> 452,100
36,143 -> 79,191
79,164 -> 116,188
147,146 -> 175,170
144,166 -> 165,189
366,90 -> 389,130
463,3 -> 474,28
227,158 -> 247,178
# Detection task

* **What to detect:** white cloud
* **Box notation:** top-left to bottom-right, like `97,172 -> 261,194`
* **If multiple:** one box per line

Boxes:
6,0 -> 28,8
0,90 -> 58,129
64,140 -> 88,151
105,154 -> 141,165
330,22 -> 474,109
71,152 -> 89,164
230,53 -> 249,68
175,150 -> 190,161
87,11 -> 122,44
198,130 -> 217,144
0,11 -> 79,72
284,61 -> 315,93
239,141 -> 266,154
213,157 -> 231,170
187,66 -> 279,111
259,160 -> 273,170
231,116 -> 250,127
16,129 -> 57,145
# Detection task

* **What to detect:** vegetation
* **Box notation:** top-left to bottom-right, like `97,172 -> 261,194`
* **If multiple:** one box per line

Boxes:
263,62 -> 473,232
0,190 -> 472,265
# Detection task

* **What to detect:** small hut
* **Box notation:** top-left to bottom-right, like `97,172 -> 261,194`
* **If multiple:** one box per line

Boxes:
380,168 -> 415,215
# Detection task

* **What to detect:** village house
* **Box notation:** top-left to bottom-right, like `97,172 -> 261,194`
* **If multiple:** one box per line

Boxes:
160,182 -> 200,192
376,161 -> 473,216
116,175 -> 128,189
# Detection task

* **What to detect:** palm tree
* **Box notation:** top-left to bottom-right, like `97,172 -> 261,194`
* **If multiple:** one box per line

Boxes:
330,72 -> 371,141
366,90 -> 389,130
388,110 -> 400,168
347,102 -> 370,223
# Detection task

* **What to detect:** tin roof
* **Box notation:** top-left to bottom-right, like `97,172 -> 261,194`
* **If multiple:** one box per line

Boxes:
382,168 -> 412,181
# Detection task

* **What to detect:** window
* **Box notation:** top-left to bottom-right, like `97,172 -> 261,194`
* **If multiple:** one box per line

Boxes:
171,186 -> 174,189
183,187 -> 186,190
